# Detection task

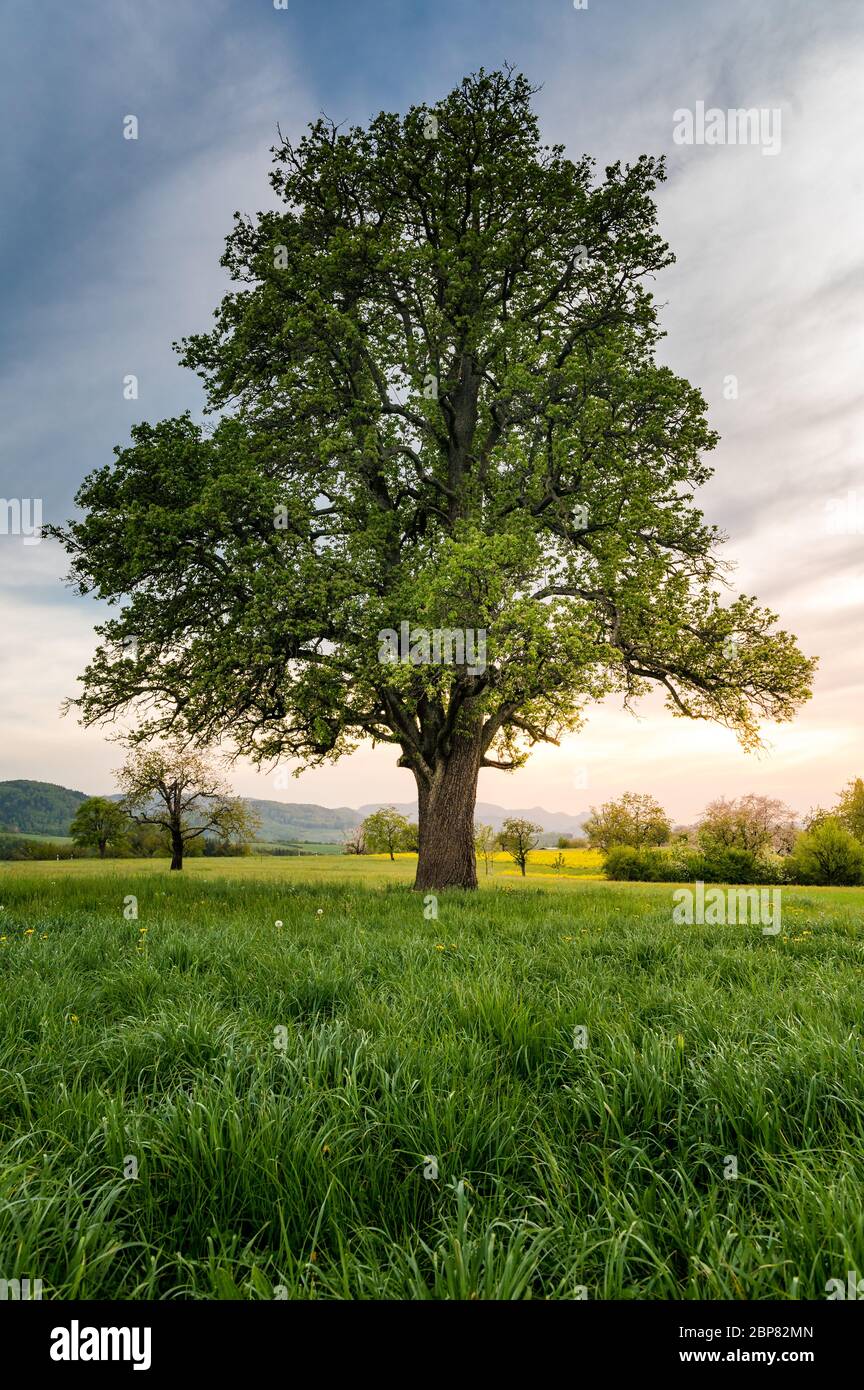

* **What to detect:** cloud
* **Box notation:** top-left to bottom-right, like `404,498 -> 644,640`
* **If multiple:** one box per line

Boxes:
2,0 -> 864,818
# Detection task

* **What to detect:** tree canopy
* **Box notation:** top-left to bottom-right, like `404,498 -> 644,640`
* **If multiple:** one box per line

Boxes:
497,816 -> 542,876
53,67 -> 814,889
362,806 -> 413,859
116,743 -> 258,870
584,792 -> 671,851
69,796 -> 130,858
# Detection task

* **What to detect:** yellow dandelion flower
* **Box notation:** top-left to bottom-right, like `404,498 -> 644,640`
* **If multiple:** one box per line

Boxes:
24,928 -> 35,936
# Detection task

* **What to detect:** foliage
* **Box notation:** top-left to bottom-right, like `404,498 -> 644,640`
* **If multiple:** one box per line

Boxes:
69,797 -> 131,859
0,780 -> 88,836
584,792 -> 670,851
51,67 -> 814,890
497,817 -> 542,876
697,794 -> 796,856
473,823 -> 497,876
603,843 -> 775,884
126,823 -> 170,857
116,742 -> 259,871
362,807 -> 413,860
834,778 -> 864,843
343,825 -> 367,856
0,835 -> 82,861
786,817 -> 864,887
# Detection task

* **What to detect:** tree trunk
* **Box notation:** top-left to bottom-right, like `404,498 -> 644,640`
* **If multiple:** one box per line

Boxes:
413,722 -> 483,891
170,827 -> 184,871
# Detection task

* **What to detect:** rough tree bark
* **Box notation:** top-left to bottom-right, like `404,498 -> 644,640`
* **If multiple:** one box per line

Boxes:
169,826 -> 184,871
412,720 -> 483,892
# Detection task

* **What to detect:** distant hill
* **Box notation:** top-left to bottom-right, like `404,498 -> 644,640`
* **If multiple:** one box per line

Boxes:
245,799 -> 360,843
249,800 -> 588,845
0,780 -> 89,836
358,801 -> 589,838
0,780 -> 589,846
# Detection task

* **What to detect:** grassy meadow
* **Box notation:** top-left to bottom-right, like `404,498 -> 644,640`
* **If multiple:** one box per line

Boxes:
1,853 -> 863,1300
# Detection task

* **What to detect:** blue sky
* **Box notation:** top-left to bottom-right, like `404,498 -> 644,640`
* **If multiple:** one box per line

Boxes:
2,0 -> 863,818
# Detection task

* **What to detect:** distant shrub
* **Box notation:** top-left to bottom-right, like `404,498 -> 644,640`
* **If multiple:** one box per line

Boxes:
604,843 -> 777,885
688,846 -> 775,885
585,792 -> 670,850
0,836 -> 84,861
786,818 -> 864,886
203,836 -> 252,856
603,845 -> 691,881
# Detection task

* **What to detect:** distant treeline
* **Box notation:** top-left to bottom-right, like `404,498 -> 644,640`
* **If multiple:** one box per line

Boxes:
0,832 -> 253,862
593,784 -> 864,887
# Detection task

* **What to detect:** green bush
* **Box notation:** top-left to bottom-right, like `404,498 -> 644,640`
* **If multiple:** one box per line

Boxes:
688,846 -> 775,885
0,836 -> 84,861
603,845 -> 688,881
604,843 -> 776,884
786,817 -> 864,886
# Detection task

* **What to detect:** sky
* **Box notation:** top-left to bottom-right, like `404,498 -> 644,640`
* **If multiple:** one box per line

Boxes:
1,0 -> 862,821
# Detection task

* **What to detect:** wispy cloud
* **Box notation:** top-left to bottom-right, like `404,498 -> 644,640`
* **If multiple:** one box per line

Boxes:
2,0 -> 863,817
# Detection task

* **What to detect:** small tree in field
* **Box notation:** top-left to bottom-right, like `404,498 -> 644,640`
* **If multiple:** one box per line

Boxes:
498,817 -> 541,876
70,797 -> 130,859
474,822 -> 496,876
697,794 -> 795,856
116,742 -> 258,870
343,825 -> 367,855
584,792 -> 670,851
362,807 -> 412,860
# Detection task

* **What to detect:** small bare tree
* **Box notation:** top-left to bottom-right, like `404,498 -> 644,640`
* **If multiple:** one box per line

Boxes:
473,822 -> 496,877
343,825 -> 367,855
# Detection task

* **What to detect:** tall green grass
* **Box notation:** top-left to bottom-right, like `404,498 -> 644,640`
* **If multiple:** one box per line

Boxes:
0,863 -> 862,1299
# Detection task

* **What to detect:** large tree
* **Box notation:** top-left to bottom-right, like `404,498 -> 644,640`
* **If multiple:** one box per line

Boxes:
53,68 -> 814,891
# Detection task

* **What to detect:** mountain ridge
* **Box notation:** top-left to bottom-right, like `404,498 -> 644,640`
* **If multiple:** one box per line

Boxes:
0,780 -> 589,843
